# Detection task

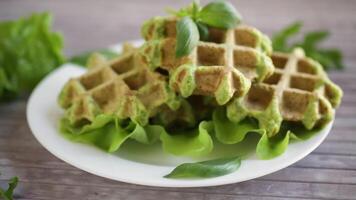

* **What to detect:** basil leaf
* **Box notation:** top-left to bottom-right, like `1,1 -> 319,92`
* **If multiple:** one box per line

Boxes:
164,156 -> 241,179
176,17 -> 200,57
310,49 -> 344,70
272,21 -> 302,51
196,22 -> 209,41
300,31 -> 329,50
69,49 -> 119,67
272,22 -> 344,70
0,176 -> 18,200
198,1 -> 241,29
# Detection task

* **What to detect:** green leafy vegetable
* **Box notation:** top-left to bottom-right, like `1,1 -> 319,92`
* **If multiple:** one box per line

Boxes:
0,13 -> 65,100
213,107 -> 264,144
175,17 -> 200,57
198,1 -> 241,29
69,49 -> 119,66
160,121 -> 214,156
171,1 -> 242,57
164,156 -> 241,178
196,22 -> 209,41
272,21 -> 344,70
60,114 -> 214,156
60,115 -> 135,152
272,21 -> 302,52
0,176 -> 18,200
256,131 -> 290,159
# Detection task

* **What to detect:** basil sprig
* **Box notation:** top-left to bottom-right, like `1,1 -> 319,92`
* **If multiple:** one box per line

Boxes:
0,175 -> 18,200
272,22 -> 344,70
164,156 -> 241,179
173,1 -> 242,57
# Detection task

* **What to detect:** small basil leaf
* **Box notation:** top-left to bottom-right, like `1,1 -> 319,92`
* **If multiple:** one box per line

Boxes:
191,0 -> 201,20
0,176 -> 18,200
315,49 -> 344,69
164,156 -> 241,179
196,22 -> 209,41
198,1 -> 241,29
175,17 -> 200,57
272,21 -> 302,52
301,31 -> 329,50
69,49 -> 119,66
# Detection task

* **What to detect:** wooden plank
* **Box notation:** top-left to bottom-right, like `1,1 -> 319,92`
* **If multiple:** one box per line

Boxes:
1,148 -> 356,172
1,163 -> 356,188
1,179 -> 356,200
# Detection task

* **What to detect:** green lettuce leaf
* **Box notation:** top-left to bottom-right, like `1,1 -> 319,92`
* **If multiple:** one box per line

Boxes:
256,130 -> 290,159
0,13 -> 65,100
60,115 -> 135,152
60,114 -> 214,157
160,121 -> 214,156
256,121 -> 325,159
213,107 -> 324,160
164,156 -> 241,179
213,107 -> 264,144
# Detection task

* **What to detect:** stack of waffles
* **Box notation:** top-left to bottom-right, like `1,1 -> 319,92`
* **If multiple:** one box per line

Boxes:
58,16 -> 342,137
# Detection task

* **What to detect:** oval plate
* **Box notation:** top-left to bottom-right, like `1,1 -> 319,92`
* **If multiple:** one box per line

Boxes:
27,41 -> 333,187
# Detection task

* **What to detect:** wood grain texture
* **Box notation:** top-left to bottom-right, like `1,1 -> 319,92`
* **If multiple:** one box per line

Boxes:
0,0 -> 356,199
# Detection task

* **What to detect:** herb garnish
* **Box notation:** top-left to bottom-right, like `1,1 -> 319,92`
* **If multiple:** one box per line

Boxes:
272,21 -> 344,70
164,156 -> 241,179
0,174 -> 18,200
170,1 -> 242,57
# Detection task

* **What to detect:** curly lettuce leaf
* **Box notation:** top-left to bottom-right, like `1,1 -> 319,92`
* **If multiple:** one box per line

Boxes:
0,13 -> 65,100
213,107 -> 264,144
60,115 -> 135,152
60,114 -> 213,157
256,131 -> 290,159
213,107 -> 325,159
160,121 -> 214,156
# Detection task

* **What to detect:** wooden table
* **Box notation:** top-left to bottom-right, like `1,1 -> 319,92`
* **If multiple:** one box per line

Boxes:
1,0 -> 355,199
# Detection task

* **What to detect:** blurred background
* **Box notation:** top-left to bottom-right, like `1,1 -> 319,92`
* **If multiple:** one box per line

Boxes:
1,0 -> 354,62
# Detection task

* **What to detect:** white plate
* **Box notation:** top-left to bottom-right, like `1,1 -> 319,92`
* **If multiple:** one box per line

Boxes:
27,41 -> 333,187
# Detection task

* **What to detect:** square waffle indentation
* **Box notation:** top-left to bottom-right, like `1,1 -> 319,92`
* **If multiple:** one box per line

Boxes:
234,28 -> 257,48
263,72 -> 282,85
197,45 -> 226,66
282,90 -> 313,118
207,28 -> 226,44
111,55 -> 134,75
80,69 -> 112,91
91,82 -> 118,109
271,54 -> 288,69
290,75 -> 319,92
245,85 -> 275,110
297,59 -> 316,75
123,72 -> 147,91
233,49 -> 258,68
